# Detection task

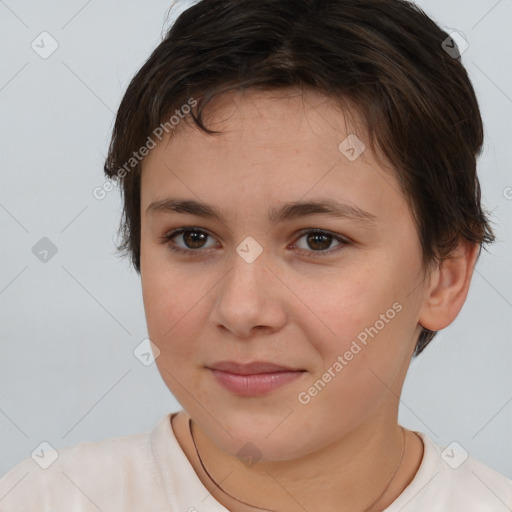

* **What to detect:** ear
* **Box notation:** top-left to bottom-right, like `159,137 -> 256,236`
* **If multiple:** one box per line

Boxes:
418,240 -> 480,331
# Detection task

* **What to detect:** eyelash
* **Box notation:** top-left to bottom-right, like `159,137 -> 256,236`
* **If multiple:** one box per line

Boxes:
160,227 -> 350,259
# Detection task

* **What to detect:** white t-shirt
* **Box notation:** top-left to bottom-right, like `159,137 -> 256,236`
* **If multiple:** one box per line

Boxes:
1,411 -> 511,511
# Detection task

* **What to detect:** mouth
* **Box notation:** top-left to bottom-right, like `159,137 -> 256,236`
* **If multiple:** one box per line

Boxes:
206,361 -> 306,396
207,360 -> 304,374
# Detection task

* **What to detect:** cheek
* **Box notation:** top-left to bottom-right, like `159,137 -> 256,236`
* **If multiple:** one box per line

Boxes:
141,259 -> 206,356
298,267 -> 398,352
300,267 -> 413,398
297,309 -> 411,436
141,266 -> 210,401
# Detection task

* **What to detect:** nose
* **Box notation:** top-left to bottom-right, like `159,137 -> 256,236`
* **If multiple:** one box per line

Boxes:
209,250 -> 288,339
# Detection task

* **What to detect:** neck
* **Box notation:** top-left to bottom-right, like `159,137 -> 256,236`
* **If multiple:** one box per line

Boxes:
173,411 -> 424,512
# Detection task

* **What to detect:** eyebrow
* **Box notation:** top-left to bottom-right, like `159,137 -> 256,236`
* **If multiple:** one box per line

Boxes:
146,197 -> 378,225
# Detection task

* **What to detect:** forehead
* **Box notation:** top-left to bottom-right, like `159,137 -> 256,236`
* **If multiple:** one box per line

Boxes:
145,87 -> 373,165
140,88 -> 407,225
183,87 -> 368,150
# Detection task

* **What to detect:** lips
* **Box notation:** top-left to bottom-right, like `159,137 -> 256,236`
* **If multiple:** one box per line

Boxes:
207,360 -> 303,375
207,361 -> 306,396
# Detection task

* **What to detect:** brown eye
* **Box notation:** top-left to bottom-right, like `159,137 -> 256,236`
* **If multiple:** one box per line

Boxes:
305,232 -> 334,251
293,229 -> 348,257
181,230 -> 208,249
163,228 -> 218,254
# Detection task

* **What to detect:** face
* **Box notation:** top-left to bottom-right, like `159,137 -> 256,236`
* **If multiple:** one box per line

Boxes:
140,88 -> 428,461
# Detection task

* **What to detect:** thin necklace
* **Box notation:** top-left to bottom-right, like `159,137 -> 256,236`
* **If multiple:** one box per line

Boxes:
188,419 -> 406,512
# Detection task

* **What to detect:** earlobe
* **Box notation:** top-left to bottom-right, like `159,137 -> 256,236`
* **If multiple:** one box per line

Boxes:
418,241 -> 480,332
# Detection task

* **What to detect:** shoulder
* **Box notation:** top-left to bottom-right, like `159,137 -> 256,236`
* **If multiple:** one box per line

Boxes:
440,447 -> 512,510
391,432 -> 512,511
0,417 -> 172,511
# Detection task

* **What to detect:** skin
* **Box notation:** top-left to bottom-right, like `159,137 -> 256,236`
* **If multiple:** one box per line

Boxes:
139,87 -> 480,511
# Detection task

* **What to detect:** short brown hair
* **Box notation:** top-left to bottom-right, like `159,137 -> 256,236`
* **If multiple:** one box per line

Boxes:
104,0 -> 495,356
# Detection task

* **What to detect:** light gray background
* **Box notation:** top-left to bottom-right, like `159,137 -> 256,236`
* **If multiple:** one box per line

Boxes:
1,0 -> 511,479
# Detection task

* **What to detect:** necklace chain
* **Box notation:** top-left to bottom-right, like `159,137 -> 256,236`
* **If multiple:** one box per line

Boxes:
188,419 -> 406,512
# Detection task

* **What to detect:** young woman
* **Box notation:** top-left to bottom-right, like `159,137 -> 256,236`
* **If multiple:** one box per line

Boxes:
1,1 -> 510,510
